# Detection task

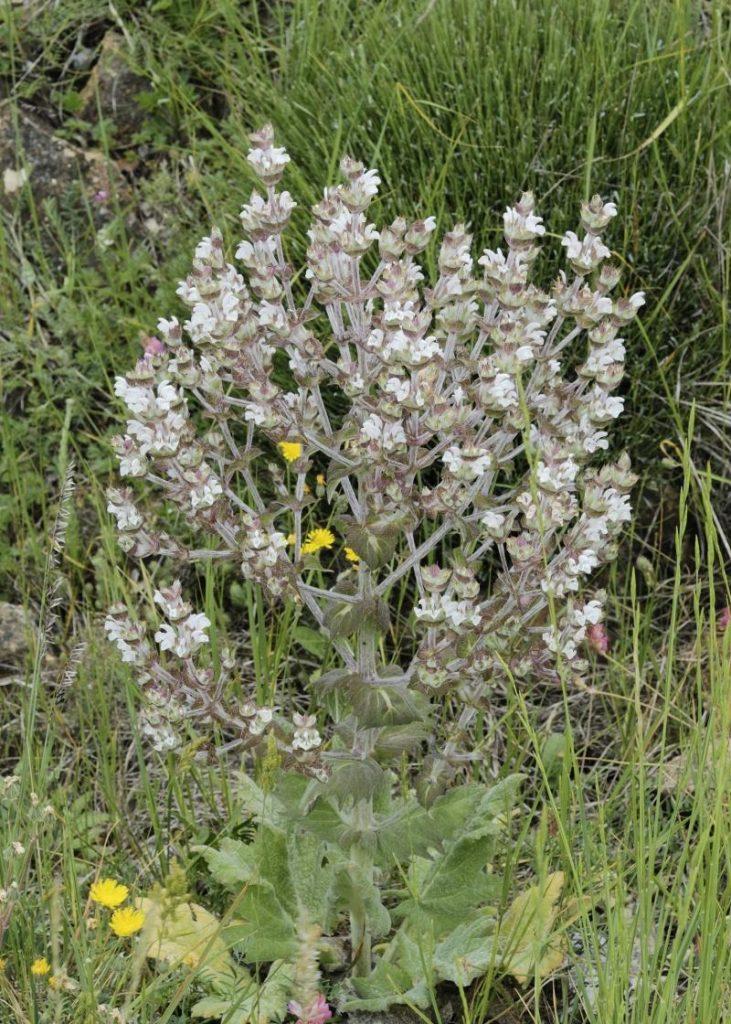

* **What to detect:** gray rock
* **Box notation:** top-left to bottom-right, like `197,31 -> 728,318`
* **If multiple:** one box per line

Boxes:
79,31 -> 150,145
0,108 -> 84,209
0,602 -> 35,666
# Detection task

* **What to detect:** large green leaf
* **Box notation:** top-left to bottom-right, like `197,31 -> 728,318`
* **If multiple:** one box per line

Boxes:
196,838 -> 258,889
433,913 -> 499,987
339,928 -> 436,1013
394,834 -> 499,935
428,775 -> 524,842
338,959 -> 414,1013
287,832 -> 337,929
225,885 -> 298,962
193,960 -> 294,1024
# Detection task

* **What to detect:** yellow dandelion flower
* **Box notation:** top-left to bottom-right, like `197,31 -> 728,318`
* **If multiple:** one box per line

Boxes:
301,528 -> 335,555
344,547 -> 361,563
316,473 -> 326,487
110,907 -> 145,938
286,533 -> 296,545
48,974 -> 62,990
90,878 -> 129,909
31,957 -> 50,976
278,441 -> 303,463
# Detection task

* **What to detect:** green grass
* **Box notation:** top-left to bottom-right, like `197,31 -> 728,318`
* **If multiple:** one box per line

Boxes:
0,0 -> 729,1021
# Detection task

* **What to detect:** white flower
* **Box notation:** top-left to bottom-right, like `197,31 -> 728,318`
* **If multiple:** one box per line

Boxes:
536,458 -> 579,492
247,145 -> 290,177
104,612 -> 148,665
384,377 -> 410,402
221,291 -> 240,322
107,493 -> 142,532
561,231 -> 611,272
188,302 -> 217,338
153,580 -> 190,622
359,168 -> 381,197
155,612 -> 210,658
566,549 -> 599,576
483,372 -> 518,410
114,378 -> 150,416
577,600 -> 603,626
359,414 -> 407,451
194,235 -> 215,261
504,205 -> 545,239
155,381 -> 180,412
292,713 -> 321,751
249,707 -> 273,736
481,509 -> 506,534
188,470 -> 223,510
157,316 -> 180,339
442,446 -> 493,481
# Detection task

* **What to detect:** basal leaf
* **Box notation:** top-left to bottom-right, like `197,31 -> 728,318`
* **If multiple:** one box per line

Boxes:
225,884 -> 298,962
338,959 -> 414,1013
394,835 -> 498,935
138,895 -> 236,987
498,872 -> 567,983
196,838 -> 258,889
433,913 -> 498,987
193,960 -> 294,1024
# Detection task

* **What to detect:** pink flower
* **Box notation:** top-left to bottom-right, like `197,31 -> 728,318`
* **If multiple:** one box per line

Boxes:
587,622 -> 609,655
143,336 -> 165,356
718,606 -> 730,631
288,994 -> 332,1024
93,189 -> 109,204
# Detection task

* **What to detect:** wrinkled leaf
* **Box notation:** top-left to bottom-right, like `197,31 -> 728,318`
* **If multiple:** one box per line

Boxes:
345,524 -> 398,569
395,834 -> 499,935
433,913 -> 498,987
287,832 -> 337,929
193,960 -> 294,1024
498,872 -> 566,983
225,885 -> 298,962
138,896 -> 236,986
196,838 -> 257,889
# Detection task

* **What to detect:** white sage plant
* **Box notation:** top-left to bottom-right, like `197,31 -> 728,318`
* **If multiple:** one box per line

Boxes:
105,125 -> 641,992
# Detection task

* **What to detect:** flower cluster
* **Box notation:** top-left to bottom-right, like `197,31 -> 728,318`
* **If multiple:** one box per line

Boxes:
89,877 -> 145,937
106,125 -> 640,763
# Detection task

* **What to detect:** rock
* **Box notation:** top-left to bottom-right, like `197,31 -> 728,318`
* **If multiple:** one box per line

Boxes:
79,31 -> 150,145
0,108 -> 83,209
0,107 -> 128,223
0,603 -> 35,667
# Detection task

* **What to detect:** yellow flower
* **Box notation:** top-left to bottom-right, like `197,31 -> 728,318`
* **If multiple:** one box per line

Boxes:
286,533 -> 296,545
31,957 -> 50,976
110,906 -> 145,938
301,528 -> 335,555
90,878 -> 129,909
316,473 -> 326,487
344,547 -> 361,563
278,441 -> 303,463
